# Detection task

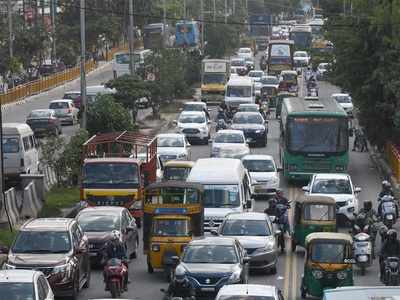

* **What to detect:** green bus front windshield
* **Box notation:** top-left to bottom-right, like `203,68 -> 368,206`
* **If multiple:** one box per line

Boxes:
287,117 -> 348,153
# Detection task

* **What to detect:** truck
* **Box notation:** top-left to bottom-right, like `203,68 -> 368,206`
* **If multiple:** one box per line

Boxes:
81,131 -> 158,227
200,59 -> 230,105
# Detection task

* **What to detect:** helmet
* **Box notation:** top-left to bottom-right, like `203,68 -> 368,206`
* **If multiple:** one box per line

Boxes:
276,188 -> 284,196
387,229 -> 397,241
363,200 -> 372,211
382,180 -> 391,190
111,230 -> 120,242
174,265 -> 186,284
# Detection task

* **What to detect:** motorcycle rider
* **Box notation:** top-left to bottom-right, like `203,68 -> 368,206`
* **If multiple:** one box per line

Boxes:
379,229 -> 400,281
103,230 -> 129,291
358,200 -> 379,224
265,189 -> 291,234
379,180 -> 395,198
165,266 -> 195,299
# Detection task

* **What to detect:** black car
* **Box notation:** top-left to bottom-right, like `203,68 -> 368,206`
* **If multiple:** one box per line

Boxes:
4,218 -> 91,299
76,206 -> 139,265
231,112 -> 268,147
26,109 -> 62,137
174,237 -> 250,297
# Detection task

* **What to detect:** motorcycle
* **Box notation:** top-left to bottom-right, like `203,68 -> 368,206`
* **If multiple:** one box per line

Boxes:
380,195 -> 398,229
352,224 -> 373,275
216,119 -> 228,132
104,258 -> 128,298
269,201 -> 291,253
383,257 -> 400,286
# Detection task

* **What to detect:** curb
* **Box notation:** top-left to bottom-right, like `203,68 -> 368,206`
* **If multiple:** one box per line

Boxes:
368,148 -> 400,194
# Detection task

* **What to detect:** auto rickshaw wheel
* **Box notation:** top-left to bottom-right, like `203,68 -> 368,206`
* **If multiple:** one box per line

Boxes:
291,238 -> 296,253
147,257 -> 154,274
300,282 -> 307,299
165,266 -> 174,282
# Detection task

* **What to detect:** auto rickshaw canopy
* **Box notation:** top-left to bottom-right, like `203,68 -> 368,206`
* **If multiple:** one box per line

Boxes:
305,232 -> 353,246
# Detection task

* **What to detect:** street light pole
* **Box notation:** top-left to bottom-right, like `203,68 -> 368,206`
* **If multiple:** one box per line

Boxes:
213,0 -> 216,22
51,0 -> 57,63
80,0 -> 87,129
7,0 -> 13,58
200,0 -> 204,51
163,0 -> 166,27
225,0 -> 227,23
128,0 -> 135,76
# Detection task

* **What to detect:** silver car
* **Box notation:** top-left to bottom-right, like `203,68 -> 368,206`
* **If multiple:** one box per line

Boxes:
215,212 -> 278,274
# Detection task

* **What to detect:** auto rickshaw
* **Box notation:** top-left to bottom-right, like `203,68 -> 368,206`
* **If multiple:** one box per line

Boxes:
162,160 -> 195,181
279,70 -> 298,95
275,92 -> 296,118
260,85 -> 278,108
301,232 -> 354,299
292,195 -> 337,252
144,181 -> 204,281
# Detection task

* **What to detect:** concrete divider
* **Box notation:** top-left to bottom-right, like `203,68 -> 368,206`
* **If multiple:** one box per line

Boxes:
43,166 -> 57,191
21,182 -> 43,220
0,188 -> 20,227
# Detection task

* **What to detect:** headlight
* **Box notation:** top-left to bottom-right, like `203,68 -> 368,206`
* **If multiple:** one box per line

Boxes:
337,271 -> 347,280
257,240 -> 275,252
177,153 -> 187,159
255,129 -> 264,134
228,271 -> 241,283
151,244 -> 160,252
312,270 -> 323,279
387,214 -> 394,220
3,263 -> 15,270
270,177 -> 279,184
54,263 -> 73,282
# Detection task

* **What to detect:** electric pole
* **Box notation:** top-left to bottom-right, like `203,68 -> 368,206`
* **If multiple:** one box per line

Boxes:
213,0 -> 216,23
80,0 -> 87,129
200,0 -> 204,52
7,0 -> 13,59
128,0 -> 135,76
225,0 -> 227,23
51,0 -> 57,63
163,0 -> 166,27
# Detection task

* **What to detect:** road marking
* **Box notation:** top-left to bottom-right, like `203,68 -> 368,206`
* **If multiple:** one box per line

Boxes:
291,247 -> 298,300
283,240 -> 292,300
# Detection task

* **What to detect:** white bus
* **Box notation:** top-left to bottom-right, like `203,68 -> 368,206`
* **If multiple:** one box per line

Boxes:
112,49 -> 152,79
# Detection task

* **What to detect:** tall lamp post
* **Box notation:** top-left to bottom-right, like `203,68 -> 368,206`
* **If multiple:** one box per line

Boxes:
80,0 -> 87,129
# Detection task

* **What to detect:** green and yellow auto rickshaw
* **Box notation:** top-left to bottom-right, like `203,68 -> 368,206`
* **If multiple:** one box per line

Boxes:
275,92 -> 296,118
292,195 -> 337,252
301,233 -> 354,299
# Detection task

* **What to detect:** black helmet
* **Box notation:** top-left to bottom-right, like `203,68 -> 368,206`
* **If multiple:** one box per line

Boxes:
276,188 -> 284,196
363,200 -> 372,211
382,180 -> 391,190
387,229 -> 397,241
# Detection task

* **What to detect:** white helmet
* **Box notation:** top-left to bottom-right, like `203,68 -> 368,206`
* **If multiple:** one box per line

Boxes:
111,230 -> 121,242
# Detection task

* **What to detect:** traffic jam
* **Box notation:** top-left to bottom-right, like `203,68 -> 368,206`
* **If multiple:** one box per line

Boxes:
0,2 -> 399,300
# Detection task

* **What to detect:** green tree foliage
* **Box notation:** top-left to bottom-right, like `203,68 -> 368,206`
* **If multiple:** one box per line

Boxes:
205,22 -> 240,58
87,94 -> 135,136
39,135 -> 66,185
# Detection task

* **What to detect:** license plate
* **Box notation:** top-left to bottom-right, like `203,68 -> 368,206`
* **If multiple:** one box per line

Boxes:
89,252 -> 98,257
201,287 -> 215,292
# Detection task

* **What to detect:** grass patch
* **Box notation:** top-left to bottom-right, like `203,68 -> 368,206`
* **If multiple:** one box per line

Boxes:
0,228 -> 18,247
39,187 -> 80,217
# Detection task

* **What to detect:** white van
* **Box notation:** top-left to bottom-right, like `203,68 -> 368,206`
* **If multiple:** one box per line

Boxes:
187,158 -> 253,232
225,76 -> 255,111
112,49 -> 153,79
2,123 -> 39,180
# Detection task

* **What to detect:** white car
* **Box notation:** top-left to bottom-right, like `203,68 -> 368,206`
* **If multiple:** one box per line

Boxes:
216,284 -> 283,300
230,57 -> 247,75
181,101 -> 210,120
49,99 -> 79,125
237,47 -> 254,59
332,93 -> 354,117
294,51 -> 311,66
248,70 -> 265,96
242,155 -> 280,197
260,75 -> 280,90
316,62 -> 329,80
302,173 -> 362,222
0,269 -> 54,299
211,129 -> 250,159
175,111 -> 210,144
156,133 -> 191,162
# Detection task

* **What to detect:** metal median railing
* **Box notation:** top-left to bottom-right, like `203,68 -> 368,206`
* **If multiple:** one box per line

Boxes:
386,142 -> 400,182
0,45 -> 127,106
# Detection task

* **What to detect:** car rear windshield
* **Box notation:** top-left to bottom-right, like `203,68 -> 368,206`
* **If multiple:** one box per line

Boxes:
77,214 -> 120,232
12,231 -> 71,253
183,245 -> 238,264
0,282 -> 34,300
214,133 -> 244,144
28,110 -> 51,118
49,102 -> 68,109
233,114 -> 264,124
2,137 -> 20,153
157,136 -> 184,147
183,104 -> 204,111
242,159 -> 275,172
221,219 -> 270,236
178,115 -> 205,124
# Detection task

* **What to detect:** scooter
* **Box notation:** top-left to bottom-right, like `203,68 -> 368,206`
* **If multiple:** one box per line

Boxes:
380,195 -> 398,229
352,224 -> 373,275
383,257 -> 400,286
104,258 -> 128,298
216,119 -> 228,132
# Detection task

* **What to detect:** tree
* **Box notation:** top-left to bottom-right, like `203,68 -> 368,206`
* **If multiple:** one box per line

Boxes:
87,94 -> 135,136
63,129 -> 89,185
205,22 -> 240,58
39,135 -> 67,185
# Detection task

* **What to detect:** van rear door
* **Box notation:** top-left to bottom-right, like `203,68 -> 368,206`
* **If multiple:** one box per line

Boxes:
2,135 -> 22,176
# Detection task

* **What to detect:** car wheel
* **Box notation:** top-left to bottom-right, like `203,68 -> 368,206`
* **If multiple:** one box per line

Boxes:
130,238 -> 138,259
83,263 -> 91,288
59,127 -> 62,135
147,256 -> 154,273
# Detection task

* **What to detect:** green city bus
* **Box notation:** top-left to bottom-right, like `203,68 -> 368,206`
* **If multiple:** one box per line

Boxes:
280,97 -> 349,181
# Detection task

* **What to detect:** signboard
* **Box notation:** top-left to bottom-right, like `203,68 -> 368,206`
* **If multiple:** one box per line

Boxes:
204,62 -> 227,73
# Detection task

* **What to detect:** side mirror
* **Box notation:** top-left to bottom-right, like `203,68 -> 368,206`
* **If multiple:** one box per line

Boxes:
207,120 -> 211,124
269,215 -> 276,223
246,200 -> 252,209
179,108 -> 183,111
243,256 -> 251,264
160,288 -> 166,293
354,187 -> 362,193
171,256 -> 180,265
172,120 -> 177,126
302,186 -> 309,192
208,139 -> 213,143
210,230 -> 218,236
186,143 -> 191,148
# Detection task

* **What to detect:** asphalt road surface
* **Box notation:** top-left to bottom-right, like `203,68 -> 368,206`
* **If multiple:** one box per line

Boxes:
2,58 -> 388,300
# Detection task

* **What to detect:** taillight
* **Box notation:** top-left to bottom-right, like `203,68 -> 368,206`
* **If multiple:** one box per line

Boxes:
20,158 -> 24,167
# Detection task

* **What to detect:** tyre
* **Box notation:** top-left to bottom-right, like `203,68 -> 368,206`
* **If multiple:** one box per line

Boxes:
130,238 -> 138,259
110,281 -> 120,298
147,257 -> 154,273
83,263 -> 91,288
69,274 -> 79,300
301,286 -> 307,299
291,238 -> 296,253
165,266 -> 174,282
279,234 -> 285,253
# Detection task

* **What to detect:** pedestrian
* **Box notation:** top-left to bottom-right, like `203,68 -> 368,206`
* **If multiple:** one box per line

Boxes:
359,128 -> 369,152
352,127 -> 361,151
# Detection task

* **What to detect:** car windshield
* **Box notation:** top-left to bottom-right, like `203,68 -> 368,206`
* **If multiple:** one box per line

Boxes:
157,136 -> 184,147
281,73 -> 297,81
218,296 -> 275,300
77,214 -> 120,232
2,137 -> 20,153
221,219 -> 270,236
294,52 -> 307,57
203,73 -> 226,84
287,117 -> 348,153
239,106 -> 258,112
83,163 -> 139,187
115,53 -> 129,64
311,242 -> 346,263
242,159 -> 275,172
214,133 -> 244,144
311,178 -> 352,194
163,167 -> 191,181
261,77 -> 279,85
0,283 -> 34,300
239,49 -> 251,53
183,104 -> 204,111
203,184 -> 240,208
28,110 -> 51,118
248,72 -> 264,78
231,60 -> 245,66
183,245 -> 238,264
12,231 -> 71,253
304,204 -> 335,221
334,96 -> 352,103
179,115 -> 205,124
152,219 -> 190,237
49,102 -> 68,109
233,114 -> 264,124
226,86 -> 251,97
63,93 -> 80,100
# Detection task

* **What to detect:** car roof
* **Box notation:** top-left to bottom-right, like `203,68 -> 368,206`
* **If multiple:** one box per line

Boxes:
157,133 -> 185,139
179,111 -> 206,116
294,51 -> 308,54
242,154 -> 274,161
189,236 -> 237,246
49,99 -> 72,103
233,112 -> 263,117
323,286 -> 400,299
77,206 -> 126,216
215,129 -> 244,136
218,284 -> 276,297
2,123 -> 34,135
22,218 -> 74,231
30,109 -> 53,113
0,270 -> 40,283
281,70 -> 297,75
188,158 -> 245,183
163,160 -> 195,167
84,157 -> 141,164
226,212 -> 268,221
239,103 -> 258,107
227,76 -> 253,85
313,173 -> 350,180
